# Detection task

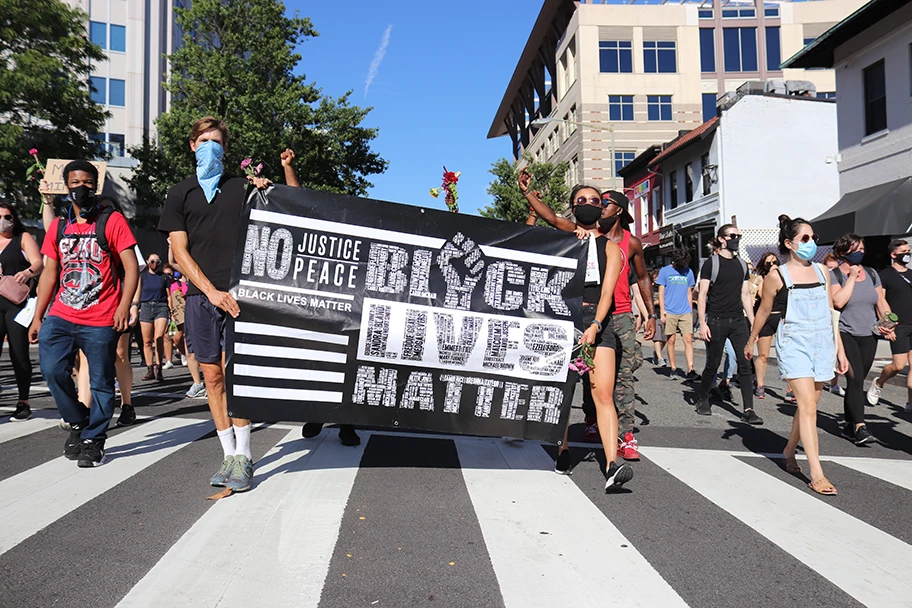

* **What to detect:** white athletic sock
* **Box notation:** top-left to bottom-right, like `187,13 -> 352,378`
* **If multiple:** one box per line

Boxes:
234,424 -> 252,460
217,426 -> 236,458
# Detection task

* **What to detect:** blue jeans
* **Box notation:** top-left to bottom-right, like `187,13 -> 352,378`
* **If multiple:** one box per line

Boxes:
721,339 -> 737,381
39,315 -> 119,441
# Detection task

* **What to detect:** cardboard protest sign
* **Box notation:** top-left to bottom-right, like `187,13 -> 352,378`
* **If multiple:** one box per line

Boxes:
39,159 -> 107,195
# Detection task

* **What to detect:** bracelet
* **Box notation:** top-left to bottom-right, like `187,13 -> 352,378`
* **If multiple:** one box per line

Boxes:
132,302 -> 140,307
648,313 -> 659,320
591,320 -> 603,332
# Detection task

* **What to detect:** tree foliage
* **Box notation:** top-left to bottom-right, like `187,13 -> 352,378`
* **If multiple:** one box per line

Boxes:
0,0 -> 108,217
480,156 -> 569,226
128,0 -> 387,227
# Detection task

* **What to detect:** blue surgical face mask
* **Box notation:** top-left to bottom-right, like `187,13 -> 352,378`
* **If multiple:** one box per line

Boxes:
796,241 -> 817,261
195,140 -> 224,203
844,251 -> 865,265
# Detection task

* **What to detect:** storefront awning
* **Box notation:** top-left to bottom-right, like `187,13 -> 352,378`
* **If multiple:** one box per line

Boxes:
812,177 -> 912,244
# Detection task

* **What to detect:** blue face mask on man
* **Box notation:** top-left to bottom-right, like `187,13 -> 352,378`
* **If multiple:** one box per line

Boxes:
195,140 -> 224,203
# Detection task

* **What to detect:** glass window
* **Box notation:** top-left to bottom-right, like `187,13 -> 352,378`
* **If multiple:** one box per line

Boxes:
685,163 -> 694,203
647,95 -> 672,121
816,92 -> 836,100
89,133 -> 106,158
89,76 -> 106,105
109,133 -> 126,157
702,93 -> 717,122
701,153 -> 711,196
599,41 -> 632,74
699,9 -> 713,19
700,29 -> 716,72
723,8 -> 755,18
863,60 -> 887,135
723,28 -> 757,72
670,171 -> 678,210
109,78 -> 125,106
766,27 -> 781,71
764,7 -> 780,17
804,37 -> 816,47
89,21 -> 106,49
608,95 -> 634,121
110,24 -> 126,52
614,151 -> 636,176
644,41 -> 676,73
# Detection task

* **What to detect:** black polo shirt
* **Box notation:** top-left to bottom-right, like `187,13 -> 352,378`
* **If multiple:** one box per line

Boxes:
158,175 -> 248,296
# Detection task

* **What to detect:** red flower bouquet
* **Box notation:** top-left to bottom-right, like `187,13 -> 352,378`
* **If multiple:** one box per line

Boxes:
429,166 -> 460,213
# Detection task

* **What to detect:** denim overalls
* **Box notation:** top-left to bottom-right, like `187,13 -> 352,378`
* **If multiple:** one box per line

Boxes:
776,264 -> 836,382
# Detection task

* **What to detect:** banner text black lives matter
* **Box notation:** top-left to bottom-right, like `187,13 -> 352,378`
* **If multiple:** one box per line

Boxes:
225,186 -> 586,443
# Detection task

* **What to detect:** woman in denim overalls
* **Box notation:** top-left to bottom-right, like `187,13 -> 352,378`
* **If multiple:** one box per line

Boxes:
747,216 -> 848,495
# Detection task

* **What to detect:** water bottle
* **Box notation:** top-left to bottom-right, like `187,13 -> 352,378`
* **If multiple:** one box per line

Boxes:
874,312 -> 899,333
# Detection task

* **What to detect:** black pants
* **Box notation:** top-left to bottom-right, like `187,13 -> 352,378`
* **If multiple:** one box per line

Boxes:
700,316 -> 753,410
840,332 -> 877,428
581,304 -> 597,419
0,295 -> 32,401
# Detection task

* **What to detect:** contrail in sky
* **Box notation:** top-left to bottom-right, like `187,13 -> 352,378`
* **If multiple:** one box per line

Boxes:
364,24 -> 392,97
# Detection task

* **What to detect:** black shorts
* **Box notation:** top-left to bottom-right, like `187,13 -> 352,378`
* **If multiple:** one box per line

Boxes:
758,312 -> 781,338
185,294 -> 227,364
582,303 -> 619,351
891,323 -> 912,355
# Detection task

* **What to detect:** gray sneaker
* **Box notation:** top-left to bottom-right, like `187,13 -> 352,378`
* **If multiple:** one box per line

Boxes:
225,455 -> 254,492
186,383 -> 207,399
210,455 -> 235,487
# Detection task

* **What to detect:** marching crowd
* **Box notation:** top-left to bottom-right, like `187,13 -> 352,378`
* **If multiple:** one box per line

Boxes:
1,114 -> 910,499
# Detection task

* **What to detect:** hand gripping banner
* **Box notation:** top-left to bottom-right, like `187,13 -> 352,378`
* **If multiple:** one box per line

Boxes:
226,186 -> 586,443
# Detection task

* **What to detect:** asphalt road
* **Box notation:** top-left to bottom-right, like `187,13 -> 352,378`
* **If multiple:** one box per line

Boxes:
1,342 -> 910,608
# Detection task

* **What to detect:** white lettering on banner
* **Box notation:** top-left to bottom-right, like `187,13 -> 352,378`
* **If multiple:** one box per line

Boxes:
356,298 -> 573,383
241,226 -> 293,280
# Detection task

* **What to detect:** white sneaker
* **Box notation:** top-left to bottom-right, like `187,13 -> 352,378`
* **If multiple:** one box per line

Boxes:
181,355 -> 188,366
162,360 -> 174,370
866,381 -> 882,406
831,384 -> 845,397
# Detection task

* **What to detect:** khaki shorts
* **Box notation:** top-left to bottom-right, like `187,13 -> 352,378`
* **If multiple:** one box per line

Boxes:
665,312 -> 694,335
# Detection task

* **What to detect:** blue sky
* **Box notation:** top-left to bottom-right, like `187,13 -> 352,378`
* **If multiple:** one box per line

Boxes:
283,1 -> 540,215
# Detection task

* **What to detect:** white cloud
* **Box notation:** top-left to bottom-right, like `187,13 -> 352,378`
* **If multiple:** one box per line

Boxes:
364,24 -> 392,97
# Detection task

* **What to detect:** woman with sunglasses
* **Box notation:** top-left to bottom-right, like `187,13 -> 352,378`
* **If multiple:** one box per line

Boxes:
751,252 -> 781,400
830,233 -> 894,446
0,201 -> 43,421
139,254 -> 170,381
746,215 -> 846,495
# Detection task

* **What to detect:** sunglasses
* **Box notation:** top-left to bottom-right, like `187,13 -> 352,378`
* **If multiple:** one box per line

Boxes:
795,233 -> 819,244
724,233 -> 741,239
149,259 -> 161,265
575,196 -> 606,207
0,214 -> 13,221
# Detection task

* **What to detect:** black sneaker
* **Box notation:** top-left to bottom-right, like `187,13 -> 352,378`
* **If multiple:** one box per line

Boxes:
554,449 -> 572,475
338,424 -> 361,446
10,402 -> 31,421
64,426 -> 84,460
741,408 -> 764,425
854,425 -> 876,445
605,461 -> 633,492
696,399 -> 712,416
718,383 -> 733,402
840,424 -> 856,441
77,438 -> 105,468
686,370 -> 701,382
301,422 -> 324,438
116,404 -> 136,426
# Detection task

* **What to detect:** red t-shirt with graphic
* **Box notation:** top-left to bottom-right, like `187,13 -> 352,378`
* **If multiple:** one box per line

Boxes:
42,214 -> 137,327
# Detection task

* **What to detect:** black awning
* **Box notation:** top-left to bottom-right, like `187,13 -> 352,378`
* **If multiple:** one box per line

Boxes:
812,177 -> 912,243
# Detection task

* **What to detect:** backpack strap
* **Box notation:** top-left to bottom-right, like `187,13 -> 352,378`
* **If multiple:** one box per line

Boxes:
94,205 -> 115,257
710,254 -> 719,285
833,267 -> 846,287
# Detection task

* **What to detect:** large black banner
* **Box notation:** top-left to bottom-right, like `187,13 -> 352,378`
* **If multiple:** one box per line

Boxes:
225,186 -> 586,443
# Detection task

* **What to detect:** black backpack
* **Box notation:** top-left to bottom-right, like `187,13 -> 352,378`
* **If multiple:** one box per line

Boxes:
54,204 -> 125,278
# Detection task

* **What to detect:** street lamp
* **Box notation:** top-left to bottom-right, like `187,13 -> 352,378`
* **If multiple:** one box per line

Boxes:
529,116 -> 617,189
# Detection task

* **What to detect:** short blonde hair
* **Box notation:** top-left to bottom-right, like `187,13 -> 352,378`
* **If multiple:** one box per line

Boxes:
189,116 -> 229,147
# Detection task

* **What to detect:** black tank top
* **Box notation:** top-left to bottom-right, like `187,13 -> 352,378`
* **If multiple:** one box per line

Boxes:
0,234 -> 29,277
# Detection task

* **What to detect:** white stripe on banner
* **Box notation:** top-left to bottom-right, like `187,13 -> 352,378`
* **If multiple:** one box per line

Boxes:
456,438 -> 688,608
234,342 -> 347,364
234,321 -> 349,346
118,429 -> 365,608
0,410 -> 63,445
233,384 -> 343,403
250,208 -> 579,270
233,364 -> 346,385
238,279 -> 354,302
0,417 -> 212,556
642,446 -> 912,607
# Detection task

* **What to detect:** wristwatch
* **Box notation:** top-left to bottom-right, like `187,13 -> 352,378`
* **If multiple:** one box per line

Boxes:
649,313 -> 659,320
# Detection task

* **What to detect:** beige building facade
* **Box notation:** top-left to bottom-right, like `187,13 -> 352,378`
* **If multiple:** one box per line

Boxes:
489,0 -> 866,192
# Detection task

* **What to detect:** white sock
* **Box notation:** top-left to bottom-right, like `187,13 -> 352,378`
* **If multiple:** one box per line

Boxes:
234,424 -> 252,460
217,426 -> 236,458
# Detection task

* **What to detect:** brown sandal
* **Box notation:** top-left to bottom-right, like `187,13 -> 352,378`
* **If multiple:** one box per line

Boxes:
808,477 -> 837,495
784,455 -> 801,474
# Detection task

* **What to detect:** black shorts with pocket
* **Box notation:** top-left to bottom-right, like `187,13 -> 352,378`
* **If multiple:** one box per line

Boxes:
891,323 -> 912,355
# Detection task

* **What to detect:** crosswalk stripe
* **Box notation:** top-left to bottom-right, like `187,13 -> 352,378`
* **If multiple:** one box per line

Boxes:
642,446 -> 912,608
827,456 -> 912,492
0,416 -> 212,556
0,410 -> 62,444
117,428 -> 365,608
455,438 -> 689,608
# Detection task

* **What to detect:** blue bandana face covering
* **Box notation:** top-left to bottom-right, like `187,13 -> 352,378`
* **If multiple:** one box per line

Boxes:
195,140 -> 224,203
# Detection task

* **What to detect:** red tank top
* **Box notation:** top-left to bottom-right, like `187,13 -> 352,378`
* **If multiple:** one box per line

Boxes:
612,230 -> 632,315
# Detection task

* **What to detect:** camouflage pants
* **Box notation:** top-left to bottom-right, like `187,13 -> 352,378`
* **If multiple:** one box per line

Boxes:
580,311 -> 641,438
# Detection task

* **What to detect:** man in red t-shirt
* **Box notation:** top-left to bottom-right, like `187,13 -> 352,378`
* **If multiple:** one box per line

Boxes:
29,160 -> 139,468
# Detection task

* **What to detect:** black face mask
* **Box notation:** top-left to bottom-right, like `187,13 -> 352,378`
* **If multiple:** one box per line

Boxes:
598,211 -> 623,233
725,236 -> 740,252
897,253 -> 911,266
573,205 -> 602,226
68,185 -> 98,218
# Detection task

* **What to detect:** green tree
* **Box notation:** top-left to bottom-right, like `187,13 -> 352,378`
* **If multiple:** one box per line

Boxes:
480,156 -> 569,226
0,0 -> 108,217
128,0 -> 387,228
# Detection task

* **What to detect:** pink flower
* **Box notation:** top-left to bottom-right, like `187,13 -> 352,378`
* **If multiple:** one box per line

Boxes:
240,158 -> 252,169
28,148 -> 38,156
255,163 -> 263,175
